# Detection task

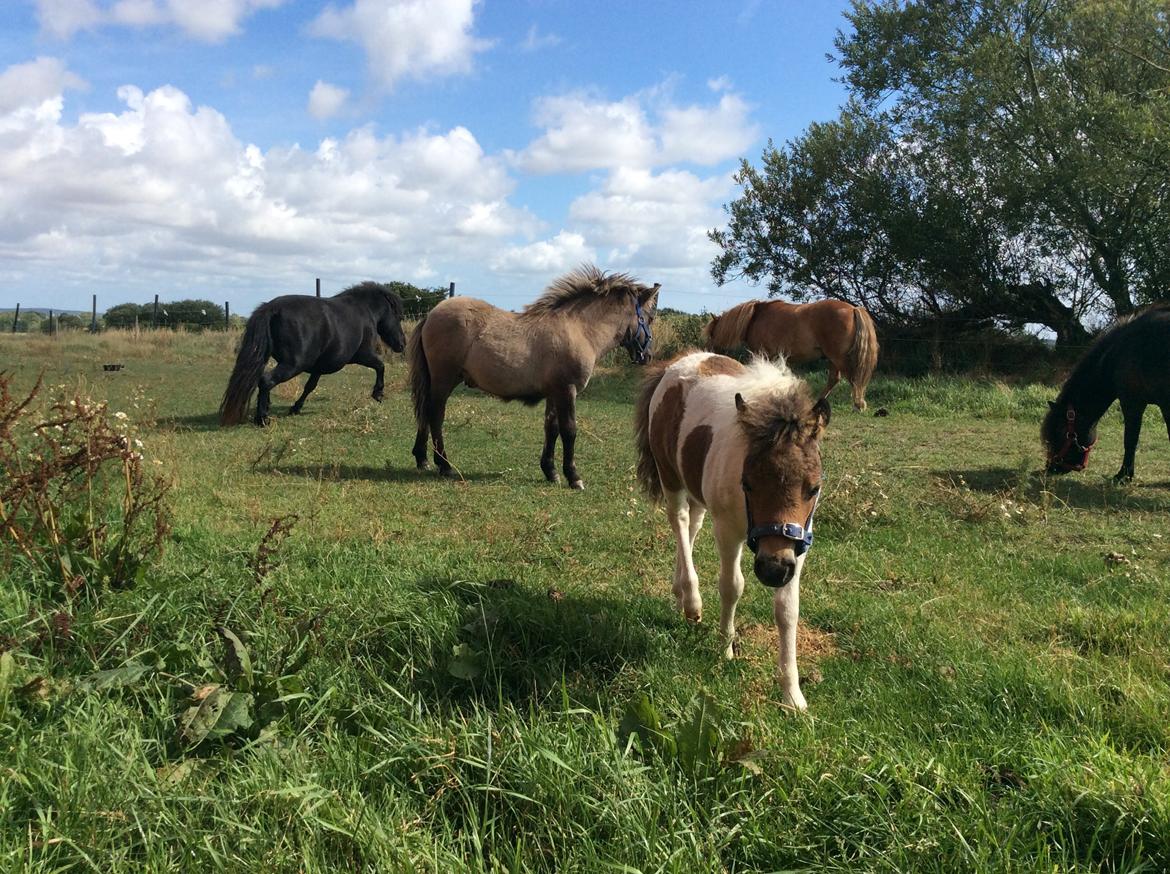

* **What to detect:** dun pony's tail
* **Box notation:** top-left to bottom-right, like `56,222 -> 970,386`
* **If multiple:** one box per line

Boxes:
408,315 -> 431,428
634,362 -> 669,504
845,306 -> 879,409
218,307 -> 272,426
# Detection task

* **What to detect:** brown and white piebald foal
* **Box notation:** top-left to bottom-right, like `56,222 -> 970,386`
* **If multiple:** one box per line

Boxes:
635,352 -> 830,711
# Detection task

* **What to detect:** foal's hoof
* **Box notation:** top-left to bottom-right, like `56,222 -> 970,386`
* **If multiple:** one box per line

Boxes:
568,479 -> 585,491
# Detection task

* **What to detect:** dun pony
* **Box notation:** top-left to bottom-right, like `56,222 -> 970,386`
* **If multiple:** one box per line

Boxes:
409,265 -> 659,488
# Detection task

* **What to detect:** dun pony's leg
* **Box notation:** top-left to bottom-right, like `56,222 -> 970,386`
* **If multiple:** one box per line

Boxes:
555,386 -> 583,490
711,515 -> 744,660
1116,398 -> 1146,482
289,372 -> 320,415
256,362 -> 300,426
773,554 -> 807,711
667,491 -> 701,622
429,391 -> 453,477
540,399 -> 560,483
353,348 -> 385,401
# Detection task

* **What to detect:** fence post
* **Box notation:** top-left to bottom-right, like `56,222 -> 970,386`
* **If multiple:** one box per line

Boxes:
316,278 -> 321,298
448,281 -> 455,299
48,309 -> 54,337
153,294 -> 159,329
91,294 -> 98,333
11,304 -> 18,333
225,301 -> 230,330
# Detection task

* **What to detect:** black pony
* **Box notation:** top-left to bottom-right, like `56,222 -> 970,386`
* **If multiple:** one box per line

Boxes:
1043,303 -> 1170,481
219,282 -> 406,426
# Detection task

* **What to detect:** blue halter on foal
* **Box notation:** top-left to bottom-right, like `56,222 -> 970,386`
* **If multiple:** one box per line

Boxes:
743,479 -> 822,561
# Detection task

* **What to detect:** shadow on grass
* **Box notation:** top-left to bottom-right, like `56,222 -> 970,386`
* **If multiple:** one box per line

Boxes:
935,466 -> 1170,512
273,462 -> 506,484
157,411 -> 222,432
351,576 -> 671,711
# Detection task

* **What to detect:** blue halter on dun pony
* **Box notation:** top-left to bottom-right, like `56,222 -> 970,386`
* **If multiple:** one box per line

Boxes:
635,352 -> 830,711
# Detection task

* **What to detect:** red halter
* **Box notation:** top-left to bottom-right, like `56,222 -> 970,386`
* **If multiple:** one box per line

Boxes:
1050,406 -> 1096,472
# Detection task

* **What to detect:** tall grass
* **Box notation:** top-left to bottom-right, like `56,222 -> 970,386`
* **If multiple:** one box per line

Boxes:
1,330 -> 1168,871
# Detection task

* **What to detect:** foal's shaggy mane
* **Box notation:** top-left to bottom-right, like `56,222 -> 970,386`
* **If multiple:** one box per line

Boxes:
522,265 -> 647,317
733,358 -> 821,453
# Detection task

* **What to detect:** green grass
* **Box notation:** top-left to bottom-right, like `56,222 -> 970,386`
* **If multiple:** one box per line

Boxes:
2,329 -> 1169,872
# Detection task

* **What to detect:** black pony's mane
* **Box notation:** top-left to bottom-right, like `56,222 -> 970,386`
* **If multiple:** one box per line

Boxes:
1058,302 -> 1170,400
337,281 -> 403,317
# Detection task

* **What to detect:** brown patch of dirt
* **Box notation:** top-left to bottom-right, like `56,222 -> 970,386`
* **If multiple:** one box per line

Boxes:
736,622 -> 838,662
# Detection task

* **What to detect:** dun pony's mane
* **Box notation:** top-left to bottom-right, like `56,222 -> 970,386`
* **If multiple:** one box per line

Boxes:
522,265 -> 643,318
706,300 -> 759,350
731,357 -> 819,453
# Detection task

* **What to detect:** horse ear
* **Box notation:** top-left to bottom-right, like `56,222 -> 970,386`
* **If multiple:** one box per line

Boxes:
734,392 -> 746,413
810,397 -> 832,435
1048,400 -> 1057,410
639,283 -> 661,306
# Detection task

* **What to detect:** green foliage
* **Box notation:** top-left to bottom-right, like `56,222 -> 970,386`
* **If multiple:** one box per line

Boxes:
103,299 -> 226,330
0,374 -> 170,598
712,0 -> 1170,343
387,281 -> 450,318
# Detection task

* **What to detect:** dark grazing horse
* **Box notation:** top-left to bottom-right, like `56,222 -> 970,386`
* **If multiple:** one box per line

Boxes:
1042,303 -> 1170,481
219,282 -> 406,426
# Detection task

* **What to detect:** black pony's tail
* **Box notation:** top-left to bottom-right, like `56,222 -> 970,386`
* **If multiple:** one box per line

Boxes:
408,314 -> 431,429
218,307 -> 272,426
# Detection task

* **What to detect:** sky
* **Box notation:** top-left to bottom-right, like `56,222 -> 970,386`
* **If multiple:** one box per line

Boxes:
0,0 -> 853,316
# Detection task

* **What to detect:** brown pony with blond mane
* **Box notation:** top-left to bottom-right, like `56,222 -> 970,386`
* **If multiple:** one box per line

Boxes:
409,265 -> 660,488
703,298 -> 878,410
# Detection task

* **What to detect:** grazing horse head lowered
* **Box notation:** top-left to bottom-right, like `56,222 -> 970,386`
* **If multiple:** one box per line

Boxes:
408,265 -> 660,488
635,351 -> 830,711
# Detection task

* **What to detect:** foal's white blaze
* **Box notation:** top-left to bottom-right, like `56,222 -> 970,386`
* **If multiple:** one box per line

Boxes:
647,352 -> 812,711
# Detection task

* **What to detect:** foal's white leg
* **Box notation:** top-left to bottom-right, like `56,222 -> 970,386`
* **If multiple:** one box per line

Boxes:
774,553 -> 808,712
666,491 -> 702,622
687,499 -> 706,548
712,516 -> 745,660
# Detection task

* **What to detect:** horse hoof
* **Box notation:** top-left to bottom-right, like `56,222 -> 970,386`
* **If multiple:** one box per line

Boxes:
568,479 -> 585,491
372,393 -> 384,403
439,467 -> 457,479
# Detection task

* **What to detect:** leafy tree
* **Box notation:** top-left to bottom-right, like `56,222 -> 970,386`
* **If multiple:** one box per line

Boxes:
102,303 -> 149,329
711,0 -> 1170,343
386,282 -> 449,319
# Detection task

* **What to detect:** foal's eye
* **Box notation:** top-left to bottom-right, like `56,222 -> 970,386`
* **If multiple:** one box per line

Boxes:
807,484 -> 821,499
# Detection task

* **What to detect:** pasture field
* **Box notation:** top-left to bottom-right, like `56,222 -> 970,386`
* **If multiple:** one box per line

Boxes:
2,328 -> 1170,872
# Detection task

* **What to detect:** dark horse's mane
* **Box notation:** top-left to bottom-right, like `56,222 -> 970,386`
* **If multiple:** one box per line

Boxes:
336,281 -> 405,317
521,265 -> 643,318
1041,301 -> 1170,452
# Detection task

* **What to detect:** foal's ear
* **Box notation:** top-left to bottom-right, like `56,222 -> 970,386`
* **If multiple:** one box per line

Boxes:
734,392 -> 746,413
810,397 -> 831,435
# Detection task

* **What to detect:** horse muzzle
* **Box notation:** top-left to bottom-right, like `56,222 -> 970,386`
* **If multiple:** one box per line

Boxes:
754,552 -> 797,588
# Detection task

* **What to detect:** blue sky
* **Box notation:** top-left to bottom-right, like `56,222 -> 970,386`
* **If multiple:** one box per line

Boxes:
0,0 -> 853,315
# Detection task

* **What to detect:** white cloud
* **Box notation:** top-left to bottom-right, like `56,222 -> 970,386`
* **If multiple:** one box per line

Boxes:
307,81 -> 349,120
513,93 -> 656,173
512,87 -> 759,173
0,62 -> 535,296
0,57 -> 87,115
34,0 -> 287,42
491,231 -> 595,275
520,24 -> 561,52
659,94 -> 758,165
308,0 -> 492,92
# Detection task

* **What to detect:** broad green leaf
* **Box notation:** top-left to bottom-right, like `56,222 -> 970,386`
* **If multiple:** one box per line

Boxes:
77,662 -> 154,692
448,642 -> 483,680
178,684 -> 254,748
216,625 -> 253,692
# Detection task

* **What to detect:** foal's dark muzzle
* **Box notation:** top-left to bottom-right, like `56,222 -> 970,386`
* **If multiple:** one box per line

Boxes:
754,553 -> 797,588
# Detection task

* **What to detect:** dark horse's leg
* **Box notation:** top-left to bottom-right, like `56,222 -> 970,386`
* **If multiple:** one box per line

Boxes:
540,398 -> 560,483
553,386 -> 583,490
353,347 -> 386,402
412,422 -> 430,470
256,362 -> 301,426
1116,397 -> 1146,482
289,373 -> 321,415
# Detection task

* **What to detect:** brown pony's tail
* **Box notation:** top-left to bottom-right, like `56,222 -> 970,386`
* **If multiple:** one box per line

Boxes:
706,300 -> 758,352
218,307 -> 272,426
845,306 -> 879,410
634,361 -> 669,504
408,315 -> 431,428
